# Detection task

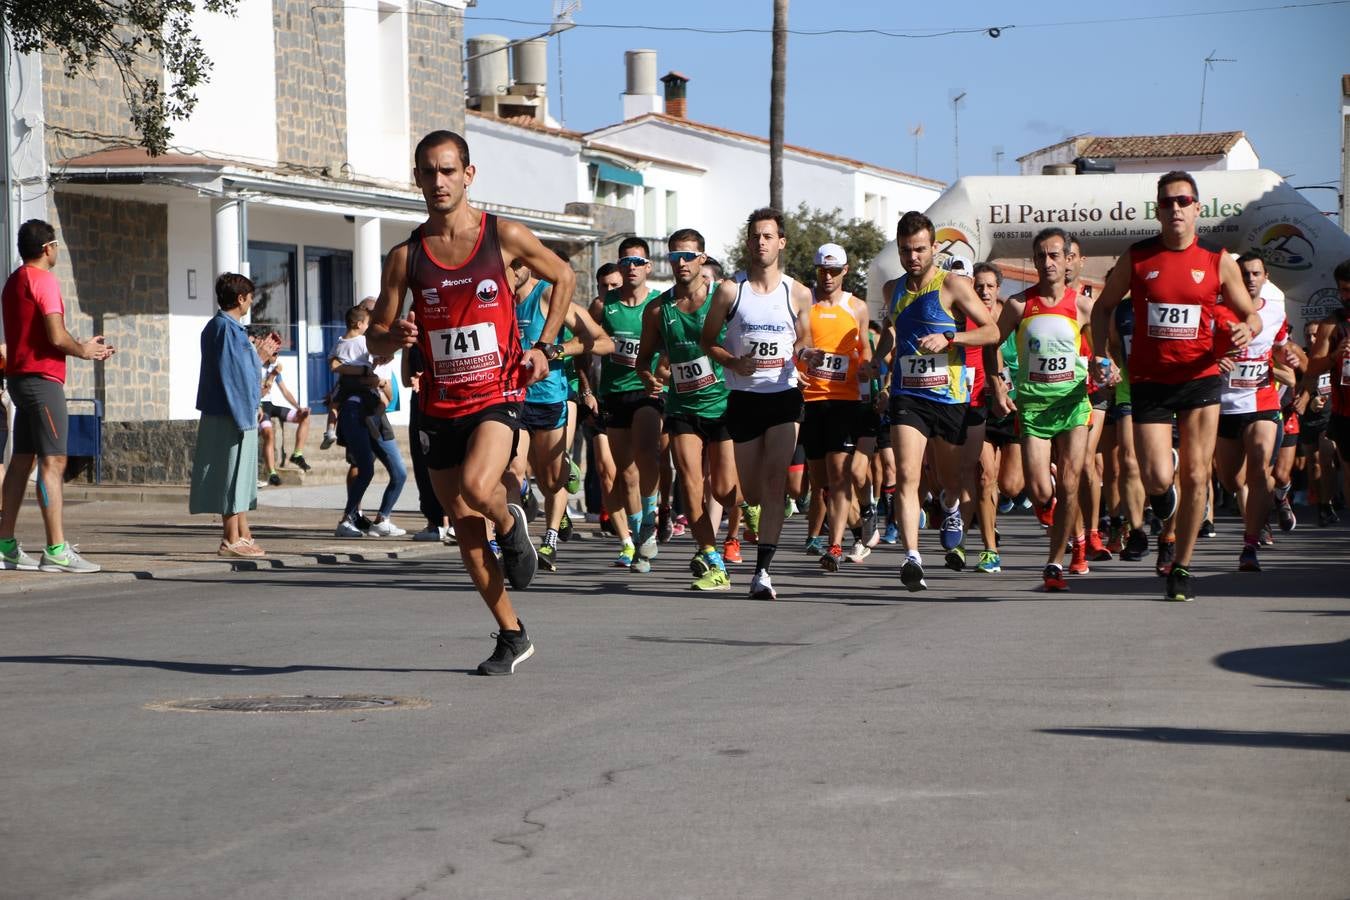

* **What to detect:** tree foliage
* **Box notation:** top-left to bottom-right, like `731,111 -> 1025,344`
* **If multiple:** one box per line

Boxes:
726,203 -> 886,298
2,0 -> 237,155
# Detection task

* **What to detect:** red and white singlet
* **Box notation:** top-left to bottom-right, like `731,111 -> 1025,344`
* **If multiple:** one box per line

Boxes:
407,213 -> 524,419
1127,236 -> 1225,384
1215,295 -> 1288,415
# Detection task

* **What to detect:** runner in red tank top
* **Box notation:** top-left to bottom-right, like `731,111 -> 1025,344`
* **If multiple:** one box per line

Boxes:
1090,170 -> 1261,603
1065,237 -> 1113,569
367,130 -> 578,676
949,258 -> 996,574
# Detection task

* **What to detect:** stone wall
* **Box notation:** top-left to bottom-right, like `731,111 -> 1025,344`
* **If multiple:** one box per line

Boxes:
273,0 -> 347,174
40,49 -> 152,162
566,201 -> 638,292
94,420 -> 200,484
48,192 -> 170,424
407,0 -> 465,166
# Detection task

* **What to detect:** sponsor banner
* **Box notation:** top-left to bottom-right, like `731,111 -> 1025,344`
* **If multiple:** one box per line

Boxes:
866,171 -> 1350,338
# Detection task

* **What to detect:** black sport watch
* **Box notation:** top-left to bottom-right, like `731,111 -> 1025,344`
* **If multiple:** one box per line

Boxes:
942,330 -> 956,347
533,341 -> 564,361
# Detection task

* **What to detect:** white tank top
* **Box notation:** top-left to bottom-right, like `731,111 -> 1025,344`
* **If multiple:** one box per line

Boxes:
723,274 -> 799,393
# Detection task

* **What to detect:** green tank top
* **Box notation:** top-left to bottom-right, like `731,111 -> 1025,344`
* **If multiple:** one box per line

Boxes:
659,282 -> 727,418
1014,291 -> 1088,405
599,288 -> 661,395
998,331 -> 1020,402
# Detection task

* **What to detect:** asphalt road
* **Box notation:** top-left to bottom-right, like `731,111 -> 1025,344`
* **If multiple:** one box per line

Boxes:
2,513 -> 1347,899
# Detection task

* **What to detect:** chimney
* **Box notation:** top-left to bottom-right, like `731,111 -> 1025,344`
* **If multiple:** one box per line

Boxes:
661,71 -> 689,118
622,49 -> 662,120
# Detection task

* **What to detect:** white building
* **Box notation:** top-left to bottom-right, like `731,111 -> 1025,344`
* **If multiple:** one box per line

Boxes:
464,47 -> 943,278
1017,132 -> 1260,176
2,0 -> 620,482
585,111 -> 944,266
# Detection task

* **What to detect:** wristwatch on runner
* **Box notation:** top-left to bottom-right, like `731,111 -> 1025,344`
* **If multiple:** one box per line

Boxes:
533,341 -> 564,361
942,330 -> 956,347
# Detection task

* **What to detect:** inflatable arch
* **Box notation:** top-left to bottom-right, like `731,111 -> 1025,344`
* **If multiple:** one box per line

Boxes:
866,170 -> 1350,337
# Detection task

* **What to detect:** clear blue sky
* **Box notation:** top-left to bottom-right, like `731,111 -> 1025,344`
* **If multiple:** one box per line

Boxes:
466,0 -> 1348,216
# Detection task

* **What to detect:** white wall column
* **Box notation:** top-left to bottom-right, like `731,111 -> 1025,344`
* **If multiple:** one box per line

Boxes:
212,200 -> 242,276
354,215 -> 382,301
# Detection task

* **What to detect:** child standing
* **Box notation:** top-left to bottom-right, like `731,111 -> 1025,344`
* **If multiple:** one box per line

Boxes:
330,305 -> 407,537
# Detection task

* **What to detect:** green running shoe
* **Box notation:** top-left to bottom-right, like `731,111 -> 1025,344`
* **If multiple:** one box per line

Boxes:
741,503 -> 761,541
944,544 -> 966,572
565,455 -> 582,495
975,549 -> 1001,573
691,567 -> 730,591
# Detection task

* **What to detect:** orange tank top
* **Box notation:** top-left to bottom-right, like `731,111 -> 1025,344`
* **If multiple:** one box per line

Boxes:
802,295 -> 862,402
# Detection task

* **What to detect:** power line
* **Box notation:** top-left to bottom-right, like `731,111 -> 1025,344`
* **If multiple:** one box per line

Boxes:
1014,0 -> 1349,30
455,0 -> 1349,37
458,15 -> 1001,38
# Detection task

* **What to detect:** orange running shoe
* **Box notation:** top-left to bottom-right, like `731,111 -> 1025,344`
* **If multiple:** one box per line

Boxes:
1036,498 -> 1056,528
722,537 -> 743,564
1068,539 -> 1090,575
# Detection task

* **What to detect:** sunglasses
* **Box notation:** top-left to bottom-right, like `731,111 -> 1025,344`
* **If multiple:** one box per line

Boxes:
618,256 -> 649,267
43,240 -> 58,248
667,251 -> 703,264
1158,195 -> 1198,209
817,266 -> 844,276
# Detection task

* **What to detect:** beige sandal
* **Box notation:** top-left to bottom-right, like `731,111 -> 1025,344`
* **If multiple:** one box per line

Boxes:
219,540 -> 265,558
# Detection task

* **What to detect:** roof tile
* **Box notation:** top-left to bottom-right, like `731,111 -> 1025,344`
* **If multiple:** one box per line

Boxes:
1080,132 -> 1244,159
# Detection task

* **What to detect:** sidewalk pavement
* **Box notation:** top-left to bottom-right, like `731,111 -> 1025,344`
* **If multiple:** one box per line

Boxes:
0,480 -> 552,597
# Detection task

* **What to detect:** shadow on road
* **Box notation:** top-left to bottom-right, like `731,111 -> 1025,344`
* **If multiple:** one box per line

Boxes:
1213,638 -> 1350,690
1041,725 -> 1350,753
0,655 -> 473,675
629,635 -> 810,647
1266,609 -> 1350,617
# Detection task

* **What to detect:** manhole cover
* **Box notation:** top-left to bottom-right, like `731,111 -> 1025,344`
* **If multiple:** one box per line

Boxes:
146,695 -> 430,713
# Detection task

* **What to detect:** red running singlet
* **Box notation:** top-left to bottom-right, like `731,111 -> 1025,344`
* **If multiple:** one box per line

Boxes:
1127,235 -> 1225,384
406,212 -> 524,418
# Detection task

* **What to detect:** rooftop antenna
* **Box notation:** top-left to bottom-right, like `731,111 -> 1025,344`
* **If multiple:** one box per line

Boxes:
993,144 -> 1005,175
950,90 -> 967,179
910,123 -> 923,175
1198,50 -> 1234,132
553,0 -> 581,125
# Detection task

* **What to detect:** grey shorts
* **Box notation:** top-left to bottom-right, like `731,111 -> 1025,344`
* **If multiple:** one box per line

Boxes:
9,374 -> 67,457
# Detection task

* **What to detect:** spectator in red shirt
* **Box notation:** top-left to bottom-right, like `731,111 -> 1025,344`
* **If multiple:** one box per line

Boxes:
0,219 -> 115,573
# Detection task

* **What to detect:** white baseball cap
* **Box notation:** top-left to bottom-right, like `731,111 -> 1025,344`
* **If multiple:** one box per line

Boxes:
946,254 -> 974,277
814,243 -> 848,267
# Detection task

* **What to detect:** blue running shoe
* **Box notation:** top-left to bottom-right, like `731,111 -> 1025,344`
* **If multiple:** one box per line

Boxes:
882,523 -> 899,544
939,510 -> 965,551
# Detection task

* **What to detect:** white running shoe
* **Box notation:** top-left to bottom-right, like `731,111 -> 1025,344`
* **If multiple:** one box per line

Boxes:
367,519 -> 406,537
846,541 -> 871,563
749,570 -> 777,600
334,518 -> 365,538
